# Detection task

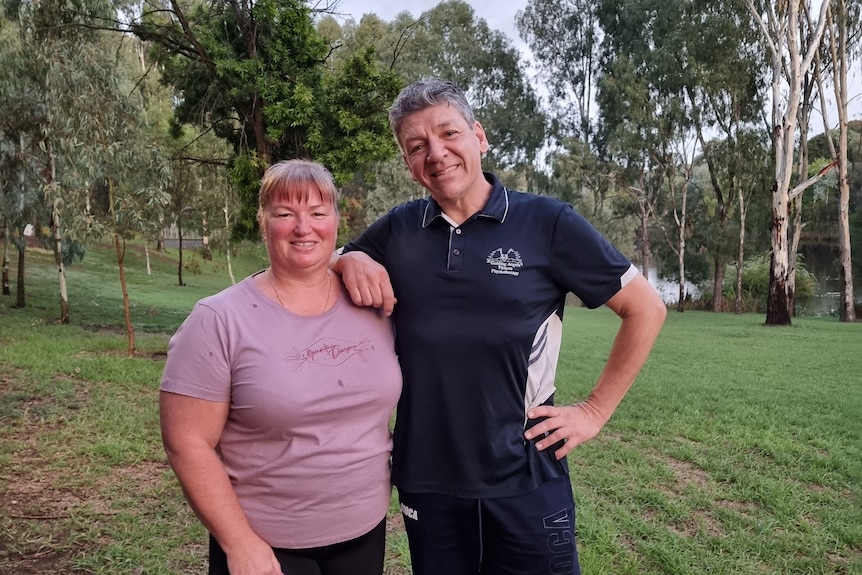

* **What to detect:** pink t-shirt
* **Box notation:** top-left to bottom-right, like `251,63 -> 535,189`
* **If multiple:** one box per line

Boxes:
160,273 -> 402,549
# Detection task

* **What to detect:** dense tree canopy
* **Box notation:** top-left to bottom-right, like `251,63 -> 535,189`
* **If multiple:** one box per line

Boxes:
126,0 -> 402,238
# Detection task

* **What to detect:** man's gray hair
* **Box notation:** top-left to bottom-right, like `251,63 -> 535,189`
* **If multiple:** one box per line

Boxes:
388,78 -> 476,142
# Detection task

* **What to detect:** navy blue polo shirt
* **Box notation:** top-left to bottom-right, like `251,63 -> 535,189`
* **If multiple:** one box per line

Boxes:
343,172 -> 636,498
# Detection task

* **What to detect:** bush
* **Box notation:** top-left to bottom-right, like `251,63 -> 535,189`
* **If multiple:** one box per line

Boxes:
183,255 -> 203,275
696,254 -> 816,313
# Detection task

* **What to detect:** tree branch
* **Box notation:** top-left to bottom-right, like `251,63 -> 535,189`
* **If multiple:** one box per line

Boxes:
788,158 -> 838,201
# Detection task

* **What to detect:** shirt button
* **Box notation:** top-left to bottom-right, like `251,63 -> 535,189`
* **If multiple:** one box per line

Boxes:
455,229 -> 462,234
453,249 -> 461,256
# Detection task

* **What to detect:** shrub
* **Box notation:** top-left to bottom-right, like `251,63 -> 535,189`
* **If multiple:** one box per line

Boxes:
184,256 -> 203,275
696,254 -> 816,313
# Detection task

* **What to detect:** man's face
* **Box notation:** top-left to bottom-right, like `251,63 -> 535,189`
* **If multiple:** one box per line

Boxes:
398,103 -> 489,210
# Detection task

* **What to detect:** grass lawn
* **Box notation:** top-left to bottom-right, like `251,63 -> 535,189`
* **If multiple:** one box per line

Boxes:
0,239 -> 860,574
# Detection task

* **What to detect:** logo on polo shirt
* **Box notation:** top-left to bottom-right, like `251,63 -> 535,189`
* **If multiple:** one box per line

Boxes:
486,248 -> 523,277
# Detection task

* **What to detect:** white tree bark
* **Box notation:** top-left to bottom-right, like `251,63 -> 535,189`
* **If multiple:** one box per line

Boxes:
745,0 -> 831,325
826,1 -> 856,322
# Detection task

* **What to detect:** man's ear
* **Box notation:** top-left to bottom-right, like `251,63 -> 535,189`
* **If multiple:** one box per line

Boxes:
474,121 -> 490,154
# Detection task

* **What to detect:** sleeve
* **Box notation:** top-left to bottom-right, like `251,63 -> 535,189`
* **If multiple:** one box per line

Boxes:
550,203 -> 637,309
159,302 -> 232,402
341,210 -> 393,264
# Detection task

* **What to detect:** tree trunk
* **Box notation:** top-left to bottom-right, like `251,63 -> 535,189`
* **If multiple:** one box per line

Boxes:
735,191 -> 746,315
694,127 -> 728,314
712,257 -> 725,312
177,212 -> 185,287
224,199 -> 236,285
831,1 -> 856,322
676,181 -> 688,313
47,140 -> 69,324
788,19 -> 820,316
764,20 -> 795,327
639,202 -> 649,278
766,180 -> 792,325
114,233 -> 136,357
788,194 -> 803,317
676,249 -> 685,313
145,243 -> 152,276
2,224 -> 10,296
788,101 -> 811,318
15,242 -> 25,308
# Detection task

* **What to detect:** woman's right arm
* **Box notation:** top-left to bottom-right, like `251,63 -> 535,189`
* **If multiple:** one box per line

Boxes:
160,391 -> 283,575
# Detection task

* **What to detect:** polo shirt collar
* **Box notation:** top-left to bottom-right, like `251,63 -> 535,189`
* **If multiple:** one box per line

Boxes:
421,172 -> 510,228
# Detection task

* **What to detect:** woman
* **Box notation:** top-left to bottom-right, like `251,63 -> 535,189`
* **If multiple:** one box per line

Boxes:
159,159 -> 402,575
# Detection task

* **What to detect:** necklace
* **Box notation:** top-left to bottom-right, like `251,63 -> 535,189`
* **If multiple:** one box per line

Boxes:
268,269 -> 333,315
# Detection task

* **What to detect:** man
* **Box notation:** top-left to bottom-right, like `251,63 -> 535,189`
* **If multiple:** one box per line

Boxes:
334,78 -> 666,575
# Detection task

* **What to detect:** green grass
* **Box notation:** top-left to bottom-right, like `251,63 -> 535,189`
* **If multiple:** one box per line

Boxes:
11,240 -> 269,332
562,309 -> 861,574
1,239 -> 860,574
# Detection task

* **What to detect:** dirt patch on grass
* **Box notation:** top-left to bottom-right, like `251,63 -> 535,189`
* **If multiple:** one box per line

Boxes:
1,400 -> 90,573
0,368 -> 165,574
664,456 -> 710,491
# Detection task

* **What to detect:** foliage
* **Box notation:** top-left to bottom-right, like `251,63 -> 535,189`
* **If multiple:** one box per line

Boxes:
356,0 -> 547,174
803,121 -> 862,237
517,0 -> 599,144
0,15 -> 46,244
537,138 -> 638,257
851,207 -> 862,280
699,254 -> 817,313
130,0 -> 402,240
228,151 -> 269,241
361,157 -> 426,230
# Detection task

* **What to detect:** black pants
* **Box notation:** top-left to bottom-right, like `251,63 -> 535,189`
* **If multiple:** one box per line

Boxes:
207,518 -> 386,575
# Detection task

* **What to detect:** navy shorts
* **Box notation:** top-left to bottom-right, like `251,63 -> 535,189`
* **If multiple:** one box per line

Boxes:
398,475 -> 580,575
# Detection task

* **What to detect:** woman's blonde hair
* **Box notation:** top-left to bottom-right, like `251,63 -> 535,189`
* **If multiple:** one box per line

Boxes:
256,159 -> 340,227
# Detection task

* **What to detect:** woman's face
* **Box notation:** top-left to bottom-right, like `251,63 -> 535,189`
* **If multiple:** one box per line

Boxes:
261,187 -> 338,275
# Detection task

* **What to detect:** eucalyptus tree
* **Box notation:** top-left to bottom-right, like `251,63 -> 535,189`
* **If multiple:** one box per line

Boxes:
594,0 -> 768,312
516,0 -> 599,146
593,3 -> 700,287
781,4 -> 841,318
122,0 -> 401,240
159,125 -> 233,287
0,140 -> 39,306
0,12 -> 46,306
361,157 -> 426,227
656,136 -> 699,312
744,0 -> 832,325
0,130 -> 41,306
819,0 -> 860,322
5,0 -> 123,323
516,0 -> 617,230
680,2 -> 766,312
5,0 -> 176,339
699,130 -> 773,313
532,138 -> 638,266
